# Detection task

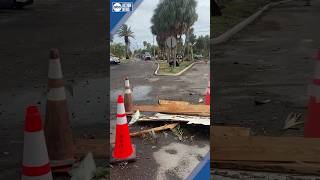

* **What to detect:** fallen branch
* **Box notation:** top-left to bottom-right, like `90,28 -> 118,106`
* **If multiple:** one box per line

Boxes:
130,123 -> 179,137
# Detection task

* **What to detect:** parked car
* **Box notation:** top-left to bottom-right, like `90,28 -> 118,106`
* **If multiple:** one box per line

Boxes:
144,52 -> 152,61
110,56 -> 120,64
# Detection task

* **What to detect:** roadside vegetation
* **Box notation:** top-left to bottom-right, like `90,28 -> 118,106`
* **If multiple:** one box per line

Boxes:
158,61 -> 193,74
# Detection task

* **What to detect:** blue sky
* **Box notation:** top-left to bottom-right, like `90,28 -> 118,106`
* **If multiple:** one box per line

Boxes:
113,0 -> 210,50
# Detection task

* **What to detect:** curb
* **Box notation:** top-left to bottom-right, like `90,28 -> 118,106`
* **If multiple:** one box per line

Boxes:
154,61 -> 197,76
212,0 -> 293,45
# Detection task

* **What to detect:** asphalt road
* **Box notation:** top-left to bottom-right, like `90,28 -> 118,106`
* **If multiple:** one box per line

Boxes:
109,59 -> 210,180
213,0 -> 320,136
0,1 -> 106,179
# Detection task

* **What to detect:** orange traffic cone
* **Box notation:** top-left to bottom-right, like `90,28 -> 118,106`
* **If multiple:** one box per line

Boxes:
111,95 -> 136,163
44,49 -> 75,167
205,78 -> 210,105
22,106 -> 53,180
305,50 -> 320,137
124,77 -> 133,114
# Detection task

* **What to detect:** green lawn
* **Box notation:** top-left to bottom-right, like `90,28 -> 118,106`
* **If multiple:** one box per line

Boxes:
211,0 -> 281,37
158,61 -> 193,74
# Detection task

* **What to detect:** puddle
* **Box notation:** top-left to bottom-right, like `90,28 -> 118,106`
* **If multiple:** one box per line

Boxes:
0,77 -> 107,126
110,85 -> 152,102
153,142 -> 209,180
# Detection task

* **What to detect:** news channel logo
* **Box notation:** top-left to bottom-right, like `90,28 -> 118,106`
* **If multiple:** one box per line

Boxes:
112,2 -> 133,12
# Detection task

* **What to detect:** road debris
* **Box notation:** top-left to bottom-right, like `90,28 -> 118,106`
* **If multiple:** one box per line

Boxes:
212,126 -> 320,175
133,100 -> 210,116
283,112 -> 303,130
129,110 -> 140,125
171,124 -> 184,141
254,99 -> 271,105
138,113 -> 210,125
69,152 -> 96,180
130,123 -> 179,137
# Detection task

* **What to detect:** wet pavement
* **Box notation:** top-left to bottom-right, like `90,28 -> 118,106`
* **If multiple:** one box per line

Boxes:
213,0 -> 320,136
0,0 -> 106,179
109,59 -> 210,179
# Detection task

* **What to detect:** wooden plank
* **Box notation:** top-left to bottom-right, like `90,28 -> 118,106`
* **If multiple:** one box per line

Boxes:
75,139 -> 107,159
130,123 -> 179,137
211,126 -> 251,137
213,161 -> 320,175
212,136 -> 320,162
158,99 -> 190,106
133,104 -> 210,116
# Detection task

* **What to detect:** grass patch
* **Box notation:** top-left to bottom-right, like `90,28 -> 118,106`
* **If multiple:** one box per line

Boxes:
211,0 -> 281,37
158,61 -> 193,74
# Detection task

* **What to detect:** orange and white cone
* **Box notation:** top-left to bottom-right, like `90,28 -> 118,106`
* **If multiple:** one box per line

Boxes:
305,49 -> 320,137
124,77 -> 133,114
205,78 -> 210,105
44,49 -> 75,167
111,95 -> 136,163
22,106 -> 53,180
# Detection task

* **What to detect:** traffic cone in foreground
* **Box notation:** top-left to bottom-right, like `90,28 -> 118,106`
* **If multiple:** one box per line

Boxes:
22,106 -> 53,180
45,49 -> 75,166
304,50 -> 320,137
111,95 -> 136,163
205,79 -> 210,105
124,77 -> 133,114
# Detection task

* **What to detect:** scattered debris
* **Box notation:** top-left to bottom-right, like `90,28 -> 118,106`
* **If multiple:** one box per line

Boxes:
254,99 -> 271,105
69,152 -> 96,180
129,110 -> 140,125
283,112 -> 303,130
130,123 -> 179,137
171,124 -> 184,141
138,113 -> 210,126
198,98 -> 204,103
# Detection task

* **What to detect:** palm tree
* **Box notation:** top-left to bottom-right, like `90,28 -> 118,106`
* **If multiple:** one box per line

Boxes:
151,0 -> 198,66
143,41 -> 148,49
117,24 -> 135,59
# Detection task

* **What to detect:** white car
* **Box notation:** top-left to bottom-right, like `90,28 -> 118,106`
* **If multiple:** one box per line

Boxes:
144,52 -> 152,61
110,56 -> 120,64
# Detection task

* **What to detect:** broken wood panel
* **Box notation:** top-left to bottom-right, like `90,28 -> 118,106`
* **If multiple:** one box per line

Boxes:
211,126 -> 251,137
212,136 -> 320,162
133,104 -> 210,116
138,113 -> 210,125
130,123 -> 179,137
75,139 -> 107,159
213,161 -> 320,175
